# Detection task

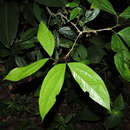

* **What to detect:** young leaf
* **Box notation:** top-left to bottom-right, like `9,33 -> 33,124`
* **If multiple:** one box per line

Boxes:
120,6 -> 130,19
118,27 -> 130,47
88,0 -> 116,15
37,21 -> 55,56
114,51 -> 130,82
4,58 -> 48,81
68,62 -> 111,111
69,7 -> 82,21
0,2 -> 19,48
39,64 -> 66,120
65,0 -> 80,8
111,34 -> 128,52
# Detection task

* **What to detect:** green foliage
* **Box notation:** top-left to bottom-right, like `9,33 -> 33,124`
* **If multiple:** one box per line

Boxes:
38,21 -> 55,56
1,0 -> 130,129
68,62 -> 110,111
39,64 -> 66,120
0,1 -> 19,48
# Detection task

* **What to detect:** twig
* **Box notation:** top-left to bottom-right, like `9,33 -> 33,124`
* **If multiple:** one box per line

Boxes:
64,32 -> 82,59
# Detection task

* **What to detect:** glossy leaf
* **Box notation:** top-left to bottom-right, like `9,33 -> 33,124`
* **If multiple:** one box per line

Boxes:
114,51 -> 130,82
37,0 -> 67,7
59,38 -> 73,48
0,2 -> 19,48
79,9 -> 100,26
88,0 -> 116,15
59,26 -> 76,40
37,22 -> 55,56
120,6 -> 130,19
68,62 -> 111,111
5,58 -> 48,81
39,64 -> 66,120
118,27 -> 130,47
69,7 -> 82,21
111,34 -> 128,52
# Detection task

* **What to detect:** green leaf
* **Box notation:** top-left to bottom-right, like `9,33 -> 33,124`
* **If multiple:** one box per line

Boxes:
79,9 -> 100,26
59,38 -> 73,48
21,28 -> 37,41
65,0 -> 80,8
111,34 -> 128,52
70,44 -> 88,61
113,95 -> 126,111
4,58 -> 48,81
87,45 -> 106,64
120,6 -> 130,19
68,62 -> 111,111
37,21 -> 55,56
88,0 -> 116,15
39,64 -> 66,120
59,26 -> 76,40
33,3 -> 42,23
118,27 -> 130,47
114,51 -> 130,82
37,0 -> 67,7
0,2 -> 19,48
69,7 -> 82,21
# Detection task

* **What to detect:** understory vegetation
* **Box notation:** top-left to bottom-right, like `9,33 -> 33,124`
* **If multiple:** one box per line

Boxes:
0,0 -> 130,130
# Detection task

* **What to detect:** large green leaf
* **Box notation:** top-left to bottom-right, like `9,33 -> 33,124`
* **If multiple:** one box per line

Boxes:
0,2 -> 19,48
114,51 -> 130,82
39,64 -> 66,120
111,34 -> 128,52
5,58 -> 48,81
120,6 -> 130,19
37,22 -> 55,56
68,62 -> 111,111
37,0 -> 67,7
118,27 -> 130,47
88,0 -> 116,15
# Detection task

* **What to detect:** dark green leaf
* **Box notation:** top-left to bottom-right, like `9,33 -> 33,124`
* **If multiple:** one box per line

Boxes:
59,38 -> 73,48
88,0 -> 116,15
79,9 -> 100,26
0,2 -> 19,48
39,64 -> 66,120
15,56 -> 27,67
113,95 -> 126,111
21,28 -> 37,41
114,51 -> 130,82
79,106 -> 100,121
118,27 -> 130,47
59,27 -> 76,40
111,34 -> 128,52
5,58 -> 48,81
120,6 -> 130,19
87,46 -> 106,64
33,3 -> 42,23
37,0 -> 67,7
37,21 -> 55,56
68,62 -> 111,111
70,44 -> 88,61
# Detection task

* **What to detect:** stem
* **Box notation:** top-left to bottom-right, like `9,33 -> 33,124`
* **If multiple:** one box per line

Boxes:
64,32 -> 82,59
